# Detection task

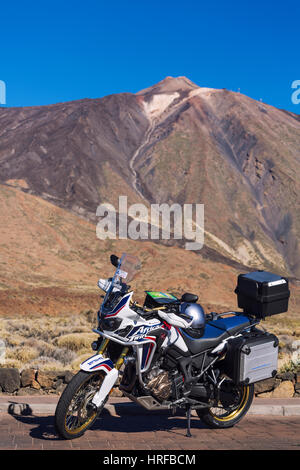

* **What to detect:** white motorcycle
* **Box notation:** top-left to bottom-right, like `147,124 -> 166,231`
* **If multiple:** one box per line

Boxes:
55,253 -> 289,439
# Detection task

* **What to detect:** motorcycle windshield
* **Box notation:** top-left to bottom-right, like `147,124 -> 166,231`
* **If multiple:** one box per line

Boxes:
101,253 -> 141,315
115,253 -> 141,283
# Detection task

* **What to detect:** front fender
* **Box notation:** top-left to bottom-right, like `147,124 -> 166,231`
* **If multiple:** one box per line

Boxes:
80,354 -> 119,408
80,354 -> 114,372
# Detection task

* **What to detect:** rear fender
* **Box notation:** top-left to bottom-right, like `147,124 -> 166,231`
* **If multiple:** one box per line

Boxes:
80,354 -> 119,408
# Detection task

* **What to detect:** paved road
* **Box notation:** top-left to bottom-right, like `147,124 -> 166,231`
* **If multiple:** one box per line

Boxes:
0,406 -> 300,451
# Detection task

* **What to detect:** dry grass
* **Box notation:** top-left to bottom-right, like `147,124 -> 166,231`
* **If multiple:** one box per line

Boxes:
54,333 -> 97,351
0,311 -> 98,371
0,308 -> 299,373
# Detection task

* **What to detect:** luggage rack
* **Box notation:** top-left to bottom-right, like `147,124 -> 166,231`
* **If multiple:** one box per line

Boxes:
206,310 -> 252,321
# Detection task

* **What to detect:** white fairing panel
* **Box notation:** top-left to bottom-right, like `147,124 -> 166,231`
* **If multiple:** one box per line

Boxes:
161,326 -> 188,353
91,368 -> 119,408
80,354 -> 114,372
158,310 -> 193,329
80,354 -> 119,408
136,339 -> 157,373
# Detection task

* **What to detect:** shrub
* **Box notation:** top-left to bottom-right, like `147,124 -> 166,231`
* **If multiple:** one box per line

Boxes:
55,333 -> 96,352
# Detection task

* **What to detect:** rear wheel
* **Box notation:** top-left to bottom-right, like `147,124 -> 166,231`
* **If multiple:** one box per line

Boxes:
197,379 -> 254,428
55,370 -> 107,439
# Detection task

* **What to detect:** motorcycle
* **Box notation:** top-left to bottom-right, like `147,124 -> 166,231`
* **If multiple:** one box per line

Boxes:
55,253 -> 290,439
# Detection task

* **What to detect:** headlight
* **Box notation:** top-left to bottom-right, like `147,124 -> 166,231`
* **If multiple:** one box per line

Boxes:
99,317 -> 122,332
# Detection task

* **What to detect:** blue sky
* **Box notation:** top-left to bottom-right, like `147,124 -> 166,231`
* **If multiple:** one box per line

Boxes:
0,0 -> 299,112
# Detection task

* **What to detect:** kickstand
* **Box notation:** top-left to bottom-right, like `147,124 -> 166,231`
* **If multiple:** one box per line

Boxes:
186,406 -> 192,438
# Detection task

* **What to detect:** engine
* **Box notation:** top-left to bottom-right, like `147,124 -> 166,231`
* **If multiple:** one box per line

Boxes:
144,366 -> 172,401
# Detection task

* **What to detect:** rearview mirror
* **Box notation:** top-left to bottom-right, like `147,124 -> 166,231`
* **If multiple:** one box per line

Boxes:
110,254 -> 119,268
181,293 -> 198,303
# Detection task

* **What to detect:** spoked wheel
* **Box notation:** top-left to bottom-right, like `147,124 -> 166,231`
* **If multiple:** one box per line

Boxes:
197,379 -> 254,428
55,370 -> 107,439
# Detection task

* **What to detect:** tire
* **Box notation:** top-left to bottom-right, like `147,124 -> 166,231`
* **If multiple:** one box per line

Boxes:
197,381 -> 254,429
55,370 -> 107,440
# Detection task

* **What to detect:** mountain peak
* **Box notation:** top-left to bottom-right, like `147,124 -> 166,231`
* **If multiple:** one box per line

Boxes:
137,76 -> 199,96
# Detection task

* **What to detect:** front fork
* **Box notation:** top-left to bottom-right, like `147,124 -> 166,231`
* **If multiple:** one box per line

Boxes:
90,338 -> 129,408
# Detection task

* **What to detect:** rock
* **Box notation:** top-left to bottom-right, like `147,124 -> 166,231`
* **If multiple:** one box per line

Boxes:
294,382 -> 300,391
36,371 -> 53,389
277,372 -> 295,382
254,377 -> 279,394
56,371 -> 67,380
64,371 -> 75,384
0,368 -> 20,393
271,380 -> 295,398
31,379 -> 41,390
48,389 -> 59,394
53,378 -> 63,389
255,391 -> 273,398
16,387 -> 43,396
21,369 -> 36,387
42,371 -> 58,380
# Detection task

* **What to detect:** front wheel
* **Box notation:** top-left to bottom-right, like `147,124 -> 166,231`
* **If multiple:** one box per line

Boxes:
55,370 -> 107,439
197,380 -> 254,428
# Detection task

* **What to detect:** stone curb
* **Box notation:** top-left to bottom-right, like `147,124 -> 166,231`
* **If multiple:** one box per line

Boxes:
1,397 -> 300,417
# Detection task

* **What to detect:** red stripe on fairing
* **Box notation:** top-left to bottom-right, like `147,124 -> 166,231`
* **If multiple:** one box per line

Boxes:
105,294 -> 131,317
105,304 -> 125,318
92,364 -> 112,371
145,343 -> 154,366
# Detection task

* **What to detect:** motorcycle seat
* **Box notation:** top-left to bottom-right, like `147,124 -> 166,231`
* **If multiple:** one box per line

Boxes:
208,313 -> 252,336
179,313 -> 251,355
180,325 -> 228,354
